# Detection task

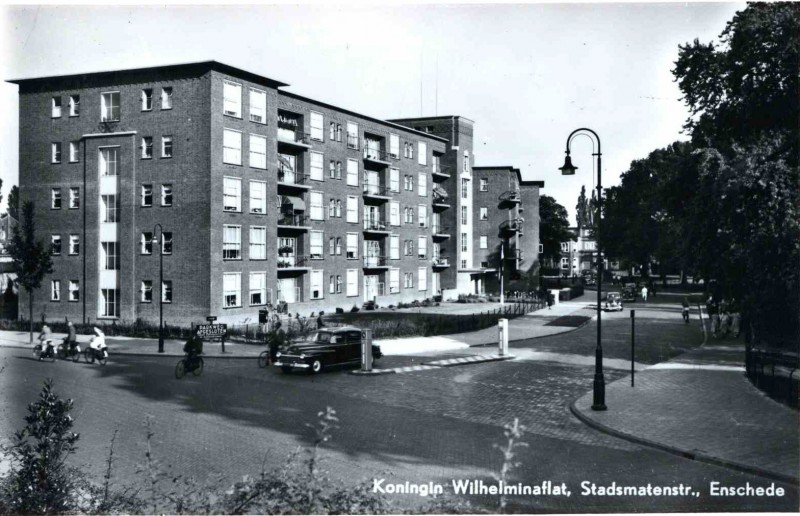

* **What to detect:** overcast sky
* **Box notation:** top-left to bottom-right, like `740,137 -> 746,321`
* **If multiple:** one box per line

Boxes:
0,2 -> 744,223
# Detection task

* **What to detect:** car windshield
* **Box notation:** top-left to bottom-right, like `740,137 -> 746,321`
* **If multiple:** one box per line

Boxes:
310,332 -> 332,343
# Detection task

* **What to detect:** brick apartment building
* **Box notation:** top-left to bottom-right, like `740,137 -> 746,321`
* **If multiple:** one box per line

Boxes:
9,61 -> 542,325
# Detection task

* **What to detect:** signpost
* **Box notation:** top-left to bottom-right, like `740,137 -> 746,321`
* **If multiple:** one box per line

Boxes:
361,329 -> 373,372
196,323 -> 228,353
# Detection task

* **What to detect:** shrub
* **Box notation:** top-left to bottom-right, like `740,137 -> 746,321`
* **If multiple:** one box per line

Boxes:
350,305 -> 360,313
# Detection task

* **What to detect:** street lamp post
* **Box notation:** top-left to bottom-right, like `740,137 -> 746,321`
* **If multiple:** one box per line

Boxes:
559,128 -> 606,411
152,224 -> 164,353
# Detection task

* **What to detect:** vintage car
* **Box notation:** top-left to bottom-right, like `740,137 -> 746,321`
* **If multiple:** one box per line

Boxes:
621,285 -> 638,303
274,326 -> 383,374
604,292 -> 623,312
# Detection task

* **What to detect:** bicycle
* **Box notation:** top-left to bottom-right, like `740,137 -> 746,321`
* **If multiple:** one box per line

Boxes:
84,346 -> 108,365
175,354 -> 204,379
258,350 -> 270,368
33,341 -> 57,362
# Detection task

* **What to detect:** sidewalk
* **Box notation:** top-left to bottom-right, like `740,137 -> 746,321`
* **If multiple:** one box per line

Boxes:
571,340 -> 800,485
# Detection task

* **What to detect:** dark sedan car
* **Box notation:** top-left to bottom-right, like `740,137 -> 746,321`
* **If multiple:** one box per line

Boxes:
274,326 -> 383,374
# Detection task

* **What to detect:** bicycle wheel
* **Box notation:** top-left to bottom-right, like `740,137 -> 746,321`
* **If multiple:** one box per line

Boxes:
98,353 -> 107,366
72,349 -> 80,362
191,357 -> 204,377
175,360 -> 186,379
258,350 -> 270,368
47,350 -> 56,363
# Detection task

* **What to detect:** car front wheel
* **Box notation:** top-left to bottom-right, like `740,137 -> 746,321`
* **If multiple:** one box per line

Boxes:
310,360 -> 322,374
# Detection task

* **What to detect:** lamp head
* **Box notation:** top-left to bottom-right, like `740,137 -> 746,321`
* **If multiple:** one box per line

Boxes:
559,153 -> 578,176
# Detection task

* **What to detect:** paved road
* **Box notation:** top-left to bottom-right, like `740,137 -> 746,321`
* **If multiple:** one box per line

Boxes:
0,302 -> 795,513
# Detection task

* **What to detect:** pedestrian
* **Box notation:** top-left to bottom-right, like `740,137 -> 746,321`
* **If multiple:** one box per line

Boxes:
316,311 -> 325,329
681,296 -> 690,323
547,291 -> 554,309
641,285 -> 649,302
707,296 -> 720,338
269,321 -> 285,364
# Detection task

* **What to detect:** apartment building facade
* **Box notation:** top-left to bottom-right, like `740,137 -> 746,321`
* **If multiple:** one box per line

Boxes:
9,61 -> 448,325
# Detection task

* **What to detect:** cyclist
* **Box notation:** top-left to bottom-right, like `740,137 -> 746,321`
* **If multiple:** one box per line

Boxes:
37,324 -> 54,356
89,327 -> 108,357
183,334 -> 203,364
681,297 -> 690,324
66,321 -> 79,354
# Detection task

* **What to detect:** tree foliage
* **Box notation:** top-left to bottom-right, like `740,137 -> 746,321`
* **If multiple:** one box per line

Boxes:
539,195 -> 575,266
7,186 -> 19,221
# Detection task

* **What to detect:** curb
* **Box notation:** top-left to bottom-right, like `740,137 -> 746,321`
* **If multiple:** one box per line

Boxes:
349,354 -> 515,375
468,312 -> 596,348
568,399 -> 800,487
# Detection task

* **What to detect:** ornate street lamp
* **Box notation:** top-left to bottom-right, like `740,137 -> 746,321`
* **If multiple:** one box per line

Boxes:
151,224 -> 165,353
560,128 -> 606,411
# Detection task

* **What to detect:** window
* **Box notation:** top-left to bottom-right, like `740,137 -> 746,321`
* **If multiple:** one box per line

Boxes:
310,230 -> 323,259
461,206 -> 468,225
99,148 -> 118,176
561,257 -> 569,267
69,234 -> 79,255
141,184 -> 153,207
100,92 -> 120,122
101,242 -> 119,270
408,142 -> 414,159
69,95 -> 80,116
162,281 -> 173,303
539,243 -> 544,254
389,134 -> 400,159
418,205 -> 427,228
418,173 -> 427,197
336,275 -> 343,294
404,240 -> 414,257
249,88 -> 267,123
335,237 -> 342,255
310,112 -> 324,141
141,281 -> 153,303
404,272 -> 413,289
328,200 -> 336,218
69,281 -> 79,302
223,225 -> 241,260
481,261 -> 489,268
100,289 -> 120,318
346,196 -> 358,223
310,151 -> 323,181
223,177 -> 241,212
461,178 -> 469,199
69,141 -> 79,162
329,160 -> 336,179
51,280 -> 61,301
346,269 -> 358,296
141,89 -> 153,111
141,137 -> 153,159
141,232 -> 153,255
390,168 -> 400,192
346,122 -> 359,149
461,233 -> 468,253
480,235 -> 488,249
161,87 -> 173,109
328,274 -> 335,294
162,136 -> 173,158
250,272 -> 267,305
69,187 -> 80,209
346,233 -> 358,259
244,134 -> 266,169
389,202 -> 400,226
310,191 -> 324,220
329,122 -> 336,141
404,207 -> 414,224
250,180 -> 266,214
480,178 -> 488,191
389,268 -> 400,293
390,235 -> 399,260
161,184 -> 173,207
417,236 -> 427,259
418,267 -> 427,290
336,124 -> 343,142
51,188 -> 62,209
480,207 -> 488,220
51,143 -> 61,164
51,97 -> 62,118
403,175 -> 411,191
223,80 -> 242,117
418,142 -> 427,165
101,194 -> 118,223
223,272 -> 241,308
223,129 -> 242,165
162,232 -> 173,254
463,150 -> 470,172
329,236 -> 336,255
335,161 -> 342,180
346,159 -> 358,186
250,226 -> 266,259
561,242 -> 569,252
51,235 -> 62,255
310,270 -> 323,300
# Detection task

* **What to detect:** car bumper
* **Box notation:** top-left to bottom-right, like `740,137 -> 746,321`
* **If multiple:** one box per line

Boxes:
274,360 -> 310,369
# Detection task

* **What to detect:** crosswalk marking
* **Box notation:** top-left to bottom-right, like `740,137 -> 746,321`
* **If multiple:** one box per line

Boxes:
350,355 -> 514,375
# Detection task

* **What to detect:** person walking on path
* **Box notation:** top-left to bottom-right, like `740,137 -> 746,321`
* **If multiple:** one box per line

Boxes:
316,311 -> 326,329
681,296 -> 690,323
641,285 -> 649,302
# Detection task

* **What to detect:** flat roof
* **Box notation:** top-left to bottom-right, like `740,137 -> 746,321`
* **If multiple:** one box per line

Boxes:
7,60 -> 289,89
473,166 -> 544,188
388,115 -> 476,125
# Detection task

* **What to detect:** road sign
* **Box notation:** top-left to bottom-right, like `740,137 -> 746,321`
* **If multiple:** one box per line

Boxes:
196,324 -> 227,338
206,316 -> 217,323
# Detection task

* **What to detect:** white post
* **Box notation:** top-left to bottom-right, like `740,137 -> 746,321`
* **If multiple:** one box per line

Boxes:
361,329 -> 373,371
498,318 -> 509,356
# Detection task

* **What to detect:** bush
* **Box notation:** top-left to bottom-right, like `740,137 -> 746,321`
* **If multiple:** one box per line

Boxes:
350,305 -> 360,313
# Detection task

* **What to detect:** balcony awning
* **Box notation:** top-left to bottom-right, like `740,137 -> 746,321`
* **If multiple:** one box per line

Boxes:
281,195 -> 306,212
433,185 -> 448,198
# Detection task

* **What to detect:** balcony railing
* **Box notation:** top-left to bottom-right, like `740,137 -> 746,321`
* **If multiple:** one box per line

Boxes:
499,190 -> 521,205
432,225 -> 450,235
278,167 -> 311,187
363,219 -> 389,232
363,146 -> 390,163
363,255 -> 389,268
499,219 -> 523,233
431,164 -> 451,179
346,134 -> 359,149
363,183 -> 391,197
277,255 -> 309,269
277,128 -> 311,147
432,257 -> 450,267
278,214 -> 309,228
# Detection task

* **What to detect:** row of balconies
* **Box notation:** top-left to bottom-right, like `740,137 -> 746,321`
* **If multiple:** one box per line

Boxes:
274,254 -> 451,273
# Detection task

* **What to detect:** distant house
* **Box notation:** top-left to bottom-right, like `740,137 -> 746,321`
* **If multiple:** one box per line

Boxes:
559,226 -> 621,277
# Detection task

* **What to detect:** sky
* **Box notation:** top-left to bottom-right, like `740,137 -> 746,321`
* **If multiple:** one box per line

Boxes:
0,2 -> 744,224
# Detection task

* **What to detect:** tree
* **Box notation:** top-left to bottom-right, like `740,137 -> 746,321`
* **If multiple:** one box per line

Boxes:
7,185 -> 19,221
6,202 -> 53,344
539,195 -> 575,268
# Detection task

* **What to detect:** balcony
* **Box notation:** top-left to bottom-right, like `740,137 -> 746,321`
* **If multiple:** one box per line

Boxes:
277,129 -> 311,151
363,146 -> 391,167
363,255 -> 389,270
504,248 -> 523,261
277,214 -> 309,231
499,218 -> 523,235
499,190 -> 521,208
362,182 -> 391,203
432,196 -> 451,211
432,225 -> 451,240
431,165 -> 451,181
277,255 -> 311,274
363,219 -> 390,237
278,167 -> 311,190
432,256 -> 450,269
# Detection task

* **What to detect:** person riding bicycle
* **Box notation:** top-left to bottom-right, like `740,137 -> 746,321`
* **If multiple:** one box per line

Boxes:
183,334 -> 203,363
66,321 -> 79,352
89,327 -> 108,356
37,324 -> 54,354
681,297 -> 690,323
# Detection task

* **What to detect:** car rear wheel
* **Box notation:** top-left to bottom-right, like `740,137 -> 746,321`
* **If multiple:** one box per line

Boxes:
310,360 -> 322,374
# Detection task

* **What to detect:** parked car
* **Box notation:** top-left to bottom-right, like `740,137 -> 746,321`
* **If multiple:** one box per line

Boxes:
604,292 -> 623,312
274,326 -> 383,374
622,285 -> 637,302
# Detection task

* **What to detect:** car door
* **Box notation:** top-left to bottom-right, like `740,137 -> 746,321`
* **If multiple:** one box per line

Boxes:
345,331 -> 362,363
